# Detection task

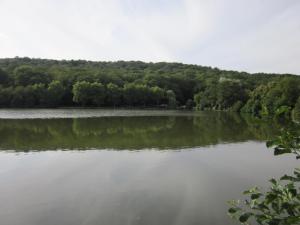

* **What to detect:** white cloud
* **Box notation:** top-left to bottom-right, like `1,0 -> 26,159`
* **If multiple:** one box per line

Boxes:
0,33 -> 8,39
0,0 -> 299,74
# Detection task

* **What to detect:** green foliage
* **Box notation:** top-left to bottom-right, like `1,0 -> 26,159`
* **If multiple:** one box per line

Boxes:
72,81 -> 105,106
166,90 -> 177,109
47,81 -> 65,107
194,79 -> 247,110
0,68 -> 9,85
275,106 -> 292,119
217,80 -> 247,110
228,173 -> 300,225
194,85 -> 218,110
14,65 -> 51,86
106,83 -> 122,107
0,57 -> 299,111
122,83 -> 166,107
10,86 -> 32,107
228,131 -> 300,225
123,83 -> 147,106
241,78 -> 300,118
266,131 -> 300,159
0,86 -> 13,106
292,97 -> 300,122
194,92 -> 202,110
150,86 -> 165,106
280,78 -> 300,107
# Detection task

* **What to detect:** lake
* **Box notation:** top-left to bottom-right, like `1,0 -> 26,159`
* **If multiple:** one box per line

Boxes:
0,109 -> 298,225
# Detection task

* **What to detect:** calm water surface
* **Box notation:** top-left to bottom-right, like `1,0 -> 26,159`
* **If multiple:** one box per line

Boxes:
0,109 -> 298,225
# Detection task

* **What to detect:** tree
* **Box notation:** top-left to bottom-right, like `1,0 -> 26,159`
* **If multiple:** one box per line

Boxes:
0,68 -> 9,85
0,57 -> 299,111
166,90 -> 177,109
90,82 -> 105,106
194,84 -> 218,110
72,81 -> 105,106
123,83 -> 138,106
31,83 -> 48,106
150,86 -> 165,106
123,83 -> 150,106
263,87 -> 282,116
73,81 -> 90,106
14,65 -> 51,86
242,79 -> 300,118
280,77 -> 300,107
217,80 -> 247,110
0,86 -> 13,106
194,92 -> 203,110
10,86 -> 26,107
293,97 -> 300,122
47,81 -> 65,107
106,83 -> 122,107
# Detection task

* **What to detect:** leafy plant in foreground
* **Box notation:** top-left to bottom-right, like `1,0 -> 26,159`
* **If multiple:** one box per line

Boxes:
266,131 -> 300,159
228,131 -> 300,225
228,171 -> 300,225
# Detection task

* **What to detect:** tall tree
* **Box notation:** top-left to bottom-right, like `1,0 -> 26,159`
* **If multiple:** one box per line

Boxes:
14,65 -> 51,86
47,81 -> 65,107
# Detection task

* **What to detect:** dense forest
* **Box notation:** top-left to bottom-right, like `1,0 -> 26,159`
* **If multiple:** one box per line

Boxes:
0,57 -> 300,118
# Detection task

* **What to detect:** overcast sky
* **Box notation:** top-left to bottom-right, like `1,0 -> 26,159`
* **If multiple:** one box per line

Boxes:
0,0 -> 299,74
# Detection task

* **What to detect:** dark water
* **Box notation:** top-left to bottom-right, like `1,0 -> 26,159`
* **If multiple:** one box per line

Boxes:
0,109 -> 298,225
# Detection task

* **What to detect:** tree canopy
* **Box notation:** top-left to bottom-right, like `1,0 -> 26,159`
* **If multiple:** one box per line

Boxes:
0,57 -> 299,117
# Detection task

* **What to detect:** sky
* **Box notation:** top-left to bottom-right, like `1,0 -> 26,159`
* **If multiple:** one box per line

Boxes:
0,0 -> 299,74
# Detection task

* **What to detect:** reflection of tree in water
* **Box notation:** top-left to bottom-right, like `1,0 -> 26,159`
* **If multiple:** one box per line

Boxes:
72,117 -> 175,137
0,112 -> 298,151
241,114 -> 298,140
192,112 -> 251,145
193,112 -> 299,144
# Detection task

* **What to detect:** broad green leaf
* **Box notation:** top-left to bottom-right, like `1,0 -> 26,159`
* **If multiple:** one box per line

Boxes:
239,213 -> 253,223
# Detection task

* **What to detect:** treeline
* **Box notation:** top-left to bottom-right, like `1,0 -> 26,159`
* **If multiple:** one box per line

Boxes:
194,76 -> 300,119
0,57 -> 300,118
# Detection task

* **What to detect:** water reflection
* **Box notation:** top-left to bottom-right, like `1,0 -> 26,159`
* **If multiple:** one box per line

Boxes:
0,110 -> 299,225
0,112 -> 296,151
0,145 -> 298,225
